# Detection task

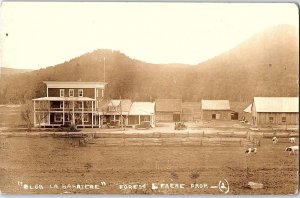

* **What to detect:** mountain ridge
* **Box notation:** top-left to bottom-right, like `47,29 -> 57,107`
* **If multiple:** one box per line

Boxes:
0,24 -> 298,103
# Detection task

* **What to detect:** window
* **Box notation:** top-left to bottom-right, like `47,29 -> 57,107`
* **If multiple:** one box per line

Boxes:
282,117 -> 286,123
65,114 -> 70,122
78,102 -> 83,109
78,89 -> 83,97
60,101 -> 64,109
108,106 -> 117,111
69,89 -> 74,97
60,89 -> 65,97
83,114 -> 89,122
269,117 -> 274,123
54,114 -> 62,122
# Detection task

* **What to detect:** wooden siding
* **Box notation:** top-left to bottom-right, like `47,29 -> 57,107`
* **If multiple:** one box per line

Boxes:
257,112 -> 299,125
201,110 -> 231,120
48,88 -> 95,98
156,111 -> 180,122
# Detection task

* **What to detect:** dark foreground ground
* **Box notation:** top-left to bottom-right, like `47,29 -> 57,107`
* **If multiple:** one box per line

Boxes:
0,135 -> 298,195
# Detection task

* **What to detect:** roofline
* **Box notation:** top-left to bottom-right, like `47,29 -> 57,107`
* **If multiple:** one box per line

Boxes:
43,81 -> 107,89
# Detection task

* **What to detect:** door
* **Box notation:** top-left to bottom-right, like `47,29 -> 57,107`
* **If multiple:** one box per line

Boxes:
231,112 -> 238,120
173,113 -> 180,122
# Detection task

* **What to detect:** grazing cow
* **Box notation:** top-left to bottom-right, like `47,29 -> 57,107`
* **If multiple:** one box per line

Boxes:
285,146 -> 299,155
245,148 -> 257,155
289,138 -> 295,144
272,137 -> 278,144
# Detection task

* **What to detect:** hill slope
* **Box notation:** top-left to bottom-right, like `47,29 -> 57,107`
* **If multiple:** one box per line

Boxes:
0,24 -> 298,103
0,67 -> 33,79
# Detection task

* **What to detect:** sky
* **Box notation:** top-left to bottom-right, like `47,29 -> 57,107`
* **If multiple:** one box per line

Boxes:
0,2 -> 298,70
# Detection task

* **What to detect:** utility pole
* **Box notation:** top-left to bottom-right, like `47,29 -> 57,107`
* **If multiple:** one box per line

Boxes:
120,96 -> 124,130
103,57 -> 106,82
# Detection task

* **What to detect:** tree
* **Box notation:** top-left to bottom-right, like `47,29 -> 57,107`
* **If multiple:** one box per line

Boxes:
20,101 -> 33,131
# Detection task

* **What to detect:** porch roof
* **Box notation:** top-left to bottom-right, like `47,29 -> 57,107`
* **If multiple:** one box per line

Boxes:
33,97 -> 96,101
129,102 -> 155,115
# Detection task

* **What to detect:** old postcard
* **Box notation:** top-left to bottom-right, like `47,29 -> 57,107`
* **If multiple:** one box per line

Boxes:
0,2 -> 299,195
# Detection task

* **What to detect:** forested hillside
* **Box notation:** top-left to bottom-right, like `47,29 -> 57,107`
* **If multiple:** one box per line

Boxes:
0,24 -> 298,104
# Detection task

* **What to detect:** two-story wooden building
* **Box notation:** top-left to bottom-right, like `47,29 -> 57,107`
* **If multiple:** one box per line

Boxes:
33,81 -> 107,128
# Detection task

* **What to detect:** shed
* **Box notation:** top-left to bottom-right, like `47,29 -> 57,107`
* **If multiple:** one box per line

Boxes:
181,102 -> 201,122
201,100 -> 231,120
155,99 -> 182,122
128,102 -> 156,127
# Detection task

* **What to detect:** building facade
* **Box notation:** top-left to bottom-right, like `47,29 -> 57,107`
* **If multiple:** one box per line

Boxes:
251,97 -> 299,126
33,81 -> 107,128
128,102 -> 156,127
99,99 -> 132,127
155,99 -> 182,122
201,100 -> 231,120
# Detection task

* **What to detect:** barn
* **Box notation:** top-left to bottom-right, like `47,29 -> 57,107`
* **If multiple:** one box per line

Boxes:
251,97 -> 299,126
181,102 -> 201,122
128,102 -> 156,127
201,100 -> 231,120
155,99 -> 182,122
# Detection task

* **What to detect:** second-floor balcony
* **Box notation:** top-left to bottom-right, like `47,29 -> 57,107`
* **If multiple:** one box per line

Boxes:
33,97 -> 99,112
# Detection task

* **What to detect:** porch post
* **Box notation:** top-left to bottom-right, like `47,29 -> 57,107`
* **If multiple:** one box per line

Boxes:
48,101 -> 50,125
62,101 -> 65,125
99,114 -> 101,128
33,100 -> 36,127
72,101 -> 75,124
138,115 -> 141,125
82,101 -> 84,127
92,101 -> 94,128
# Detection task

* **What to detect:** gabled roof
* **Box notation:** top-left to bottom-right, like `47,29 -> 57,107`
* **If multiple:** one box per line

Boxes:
155,99 -> 182,112
107,99 -> 132,112
201,100 -> 230,110
253,97 -> 299,113
182,102 -> 201,113
44,81 -> 107,89
129,102 -> 155,115
243,104 -> 252,113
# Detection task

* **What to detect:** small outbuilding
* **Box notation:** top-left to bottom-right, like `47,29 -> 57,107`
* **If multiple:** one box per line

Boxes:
155,99 -> 182,122
128,102 -> 156,127
251,97 -> 299,126
201,100 -> 231,120
181,102 -> 201,122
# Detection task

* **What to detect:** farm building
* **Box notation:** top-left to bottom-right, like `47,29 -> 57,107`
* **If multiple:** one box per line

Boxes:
201,100 -> 231,120
251,97 -> 299,126
128,102 -> 156,127
155,99 -> 182,122
243,104 -> 252,122
181,102 -> 201,122
100,99 -> 132,127
230,101 -> 252,121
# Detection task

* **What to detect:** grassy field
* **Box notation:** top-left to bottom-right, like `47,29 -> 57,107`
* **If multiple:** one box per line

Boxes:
0,105 -> 298,195
0,135 -> 298,195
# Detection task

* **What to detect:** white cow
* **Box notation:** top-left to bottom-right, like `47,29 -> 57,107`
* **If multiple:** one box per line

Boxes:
289,138 -> 295,144
245,148 -> 257,155
285,146 -> 299,155
272,137 -> 278,144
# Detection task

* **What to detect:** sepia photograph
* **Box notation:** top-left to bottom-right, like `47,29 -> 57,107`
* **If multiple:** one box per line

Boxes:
0,2 -> 299,195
